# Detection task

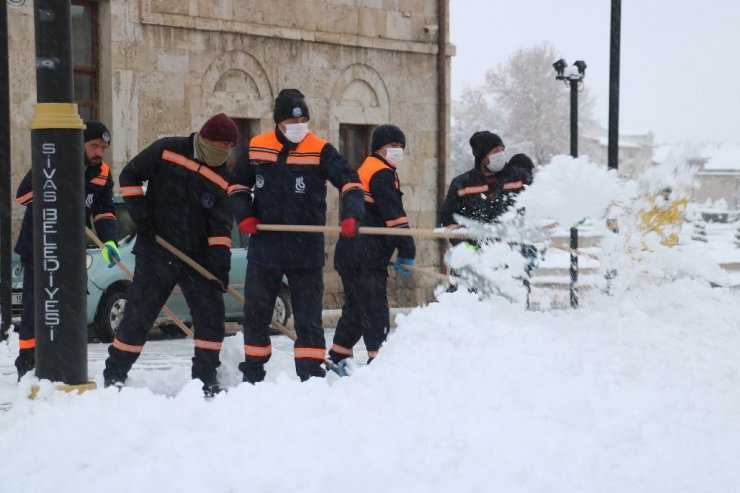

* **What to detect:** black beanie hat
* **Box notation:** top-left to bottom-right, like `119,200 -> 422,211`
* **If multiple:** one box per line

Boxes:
371,124 -> 406,152
469,131 -> 504,164
273,89 -> 310,123
84,121 -> 111,144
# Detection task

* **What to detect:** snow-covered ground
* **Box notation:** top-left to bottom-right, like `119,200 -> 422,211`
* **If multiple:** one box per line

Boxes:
2,156 -> 740,492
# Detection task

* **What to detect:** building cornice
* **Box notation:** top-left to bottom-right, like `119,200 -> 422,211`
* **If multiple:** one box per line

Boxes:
140,0 -> 451,56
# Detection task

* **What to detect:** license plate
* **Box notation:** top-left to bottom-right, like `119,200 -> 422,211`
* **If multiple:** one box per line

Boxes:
12,293 -> 22,305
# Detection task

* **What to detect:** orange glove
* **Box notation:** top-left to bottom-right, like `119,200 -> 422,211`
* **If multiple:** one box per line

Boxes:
340,217 -> 358,238
238,216 -> 260,234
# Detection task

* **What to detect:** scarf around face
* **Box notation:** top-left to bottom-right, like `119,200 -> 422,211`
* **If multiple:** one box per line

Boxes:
194,133 -> 231,167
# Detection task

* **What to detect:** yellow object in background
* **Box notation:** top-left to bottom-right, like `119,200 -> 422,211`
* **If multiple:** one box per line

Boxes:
638,194 -> 689,247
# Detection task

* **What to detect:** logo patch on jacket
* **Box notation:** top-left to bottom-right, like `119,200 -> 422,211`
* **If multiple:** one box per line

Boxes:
200,193 -> 215,209
85,193 -> 94,207
295,176 -> 306,194
256,175 -> 264,188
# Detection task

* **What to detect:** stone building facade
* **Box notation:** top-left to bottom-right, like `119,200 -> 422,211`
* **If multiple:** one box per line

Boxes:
6,0 -> 451,308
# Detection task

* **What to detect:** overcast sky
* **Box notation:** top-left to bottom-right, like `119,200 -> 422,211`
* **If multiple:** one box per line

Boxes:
450,0 -> 740,145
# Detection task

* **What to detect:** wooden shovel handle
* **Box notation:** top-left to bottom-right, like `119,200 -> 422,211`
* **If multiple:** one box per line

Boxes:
85,227 -> 194,338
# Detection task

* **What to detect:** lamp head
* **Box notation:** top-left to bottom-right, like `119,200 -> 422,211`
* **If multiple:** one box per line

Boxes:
573,60 -> 587,75
553,58 -> 567,77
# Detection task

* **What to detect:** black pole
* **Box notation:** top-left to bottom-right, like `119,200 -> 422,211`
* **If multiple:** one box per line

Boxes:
568,78 -> 579,308
0,1 -> 11,342
569,227 -> 578,308
608,0 -> 621,170
31,0 -> 87,384
569,79 -> 578,159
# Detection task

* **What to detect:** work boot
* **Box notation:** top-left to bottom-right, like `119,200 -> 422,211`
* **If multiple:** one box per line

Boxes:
202,382 -> 227,398
104,379 -> 125,391
299,366 -> 327,382
239,362 -> 266,384
15,349 -> 35,381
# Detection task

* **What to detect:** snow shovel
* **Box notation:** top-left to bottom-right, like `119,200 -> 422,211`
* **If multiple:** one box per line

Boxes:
153,235 -> 348,377
84,227 -> 194,338
255,223 -> 468,240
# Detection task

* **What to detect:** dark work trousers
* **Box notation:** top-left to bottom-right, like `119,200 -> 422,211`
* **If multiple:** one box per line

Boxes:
14,260 -> 36,377
240,262 -> 325,383
103,251 -> 225,384
329,268 -> 390,364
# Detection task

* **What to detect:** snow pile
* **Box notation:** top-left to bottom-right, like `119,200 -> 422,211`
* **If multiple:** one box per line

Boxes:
2,279 -> 740,492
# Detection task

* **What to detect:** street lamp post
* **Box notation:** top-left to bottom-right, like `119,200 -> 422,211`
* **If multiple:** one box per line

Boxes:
552,58 -> 587,159
553,59 -> 587,309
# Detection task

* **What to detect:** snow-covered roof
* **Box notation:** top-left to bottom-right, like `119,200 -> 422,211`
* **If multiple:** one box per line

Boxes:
703,143 -> 740,170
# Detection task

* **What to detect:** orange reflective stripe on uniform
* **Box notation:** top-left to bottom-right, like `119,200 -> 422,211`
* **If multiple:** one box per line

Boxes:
457,185 -> 489,197
244,344 -> 272,357
16,191 -> 33,205
112,338 -> 144,354
19,338 -> 36,349
294,347 -> 326,360
367,350 -> 379,359
385,216 -> 409,228
208,236 -> 231,248
285,152 -> 321,166
228,184 -> 251,196
249,132 -> 328,167
94,212 -> 116,222
364,192 -> 375,204
89,163 -> 110,186
194,339 -> 223,351
248,148 -> 279,162
161,150 -> 229,190
502,180 -> 524,191
331,344 -> 353,356
121,185 -> 145,197
199,166 -> 229,191
341,182 -> 363,195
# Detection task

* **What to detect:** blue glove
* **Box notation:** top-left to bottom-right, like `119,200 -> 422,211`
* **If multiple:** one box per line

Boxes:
394,257 -> 414,277
101,241 -> 121,268
523,245 -> 539,270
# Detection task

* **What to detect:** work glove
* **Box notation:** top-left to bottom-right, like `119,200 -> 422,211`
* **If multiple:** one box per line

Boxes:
393,257 -> 414,277
340,217 -> 358,238
463,240 -> 479,252
238,216 -> 260,235
101,241 -> 121,268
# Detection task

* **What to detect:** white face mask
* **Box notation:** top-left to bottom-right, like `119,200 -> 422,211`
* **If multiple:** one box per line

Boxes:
385,147 -> 404,165
283,122 -> 309,143
486,151 -> 506,173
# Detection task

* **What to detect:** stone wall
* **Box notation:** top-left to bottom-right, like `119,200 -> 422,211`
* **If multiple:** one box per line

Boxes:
6,0 -> 451,308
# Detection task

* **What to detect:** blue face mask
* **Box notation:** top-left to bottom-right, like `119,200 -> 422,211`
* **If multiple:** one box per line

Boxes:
486,151 -> 506,173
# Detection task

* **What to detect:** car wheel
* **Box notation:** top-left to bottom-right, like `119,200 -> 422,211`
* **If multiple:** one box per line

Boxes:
269,287 -> 292,334
95,290 -> 127,342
